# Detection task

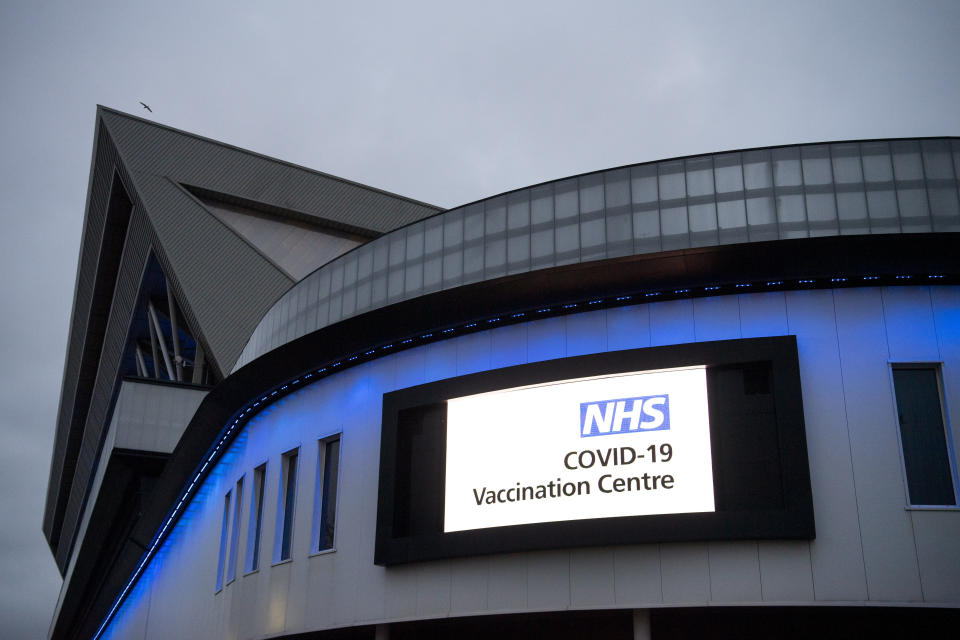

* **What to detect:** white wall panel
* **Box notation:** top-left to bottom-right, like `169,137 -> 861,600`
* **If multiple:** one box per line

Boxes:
527,550 -> 571,610
569,548 -> 615,607
487,554 -> 528,612
566,309 -> 607,357
738,291 -> 788,338
784,290 -> 868,601
883,287 -> 940,362
449,557 -> 489,615
834,288 -> 923,601
489,323 -> 528,369
605,304 -> 651,352
693,296 -> 740,342
659,543 -> 709,604
612,546 -> 662,607
708,542 -> 761,602
649,299 -> 695,346
911,511 -> 960,602
756,541 -> 814,603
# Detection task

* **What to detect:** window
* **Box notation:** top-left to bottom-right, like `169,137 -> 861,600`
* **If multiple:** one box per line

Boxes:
274,448 -> 299,562
312,436 -> 341,552
215,490 -> 231,591
226,477 -> 243,583
892,365 -> 958,506
245,463 -> 266,572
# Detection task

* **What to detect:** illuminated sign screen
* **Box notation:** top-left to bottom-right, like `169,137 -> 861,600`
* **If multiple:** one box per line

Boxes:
375,337 -> 814,566
444,366 -> 714,532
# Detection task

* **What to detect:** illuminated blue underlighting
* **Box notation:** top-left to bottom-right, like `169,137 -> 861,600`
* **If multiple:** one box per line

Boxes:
348,356 -> 357,361
511,312 -> 525,317
588,299 -> 602,305
382,344 -> 393,349
333,362 -> 341,366
767,281 -> 783,286
442,328 -> 453,333
292,379 -> 300,384
562,304 -> 577,309
831,278 -> 847,283
674,289 -> 689,294
304,373 -> 313,378
896,275 -> 911,279
863,276 -> 878,280
615,296 -> 631,301
736,284 -> 751,288
318,368 -> 326,373
421,333 -> 433,339
365,350 -> 375,354
929,274 -> 946,279
705,286 -> 720,291
488,317 -> 500,322
645,292 -> 660,297
537,308 -> 550,313
270,391 -> 277,396
799,280 -> 814,284
253,402 -> 259,407
401,339 -> 412,344
466,323 -> 477,327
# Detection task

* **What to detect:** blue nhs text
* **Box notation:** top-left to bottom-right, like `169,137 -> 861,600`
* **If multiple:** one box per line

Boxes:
579,395 -> 669,437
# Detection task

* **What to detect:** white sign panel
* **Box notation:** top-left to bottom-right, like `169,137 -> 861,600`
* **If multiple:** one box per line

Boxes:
444,366 -> 715,532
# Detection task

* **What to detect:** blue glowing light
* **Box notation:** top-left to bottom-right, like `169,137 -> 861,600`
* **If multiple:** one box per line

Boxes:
562,304 -> 577,309
466,323 -> 477,327
442,328 -> 454,333
863,276 -> 878,280
929,274 -> 945,279
704,286 -> 720,291
588,299 -> 602,305
615,296 -> 631,301
674,289 -> 689,294
537,308 -> 550,313
767,281 -> 782,286
831,278 -> 847,282
799,280 -> 814,284
896,275 -> 911,279
645,292 -> 660,297
736,284 -> 751,288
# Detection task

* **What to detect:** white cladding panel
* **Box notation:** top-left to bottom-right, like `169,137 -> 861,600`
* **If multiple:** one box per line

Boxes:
102,286 -> 960,640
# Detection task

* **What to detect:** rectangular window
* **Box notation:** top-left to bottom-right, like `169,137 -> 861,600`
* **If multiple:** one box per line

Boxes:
275,449 -> 299,562
313,436 -> 341,552
215,490 -> 231,591
245,463 -> 266,572
226,477 -> 243,583
892,365 -> 958,506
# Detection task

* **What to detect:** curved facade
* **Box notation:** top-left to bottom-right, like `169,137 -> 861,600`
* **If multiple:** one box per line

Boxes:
46,120 -> 960,640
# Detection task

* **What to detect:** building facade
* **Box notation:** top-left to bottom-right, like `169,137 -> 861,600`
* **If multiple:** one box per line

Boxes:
45,109 -> 960,639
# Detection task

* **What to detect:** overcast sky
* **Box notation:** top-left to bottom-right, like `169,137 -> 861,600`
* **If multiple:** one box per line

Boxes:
1,1 -> 958,638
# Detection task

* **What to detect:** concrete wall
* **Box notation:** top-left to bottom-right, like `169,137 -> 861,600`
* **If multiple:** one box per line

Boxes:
102,286 -> 960,640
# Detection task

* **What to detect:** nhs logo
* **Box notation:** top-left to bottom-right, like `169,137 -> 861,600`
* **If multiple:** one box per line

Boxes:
580,395 -> 669,437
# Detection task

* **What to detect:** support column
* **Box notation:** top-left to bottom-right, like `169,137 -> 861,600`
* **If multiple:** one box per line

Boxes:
148,301 -> 175,380
147,313 -> 160,379
633,609 -> 650,640
166,285 -> 183,381
191,342 -> 205,385
135,345 -> 148,378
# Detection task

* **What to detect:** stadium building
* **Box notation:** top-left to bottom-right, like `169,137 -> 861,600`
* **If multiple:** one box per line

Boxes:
44,107 -> 960,639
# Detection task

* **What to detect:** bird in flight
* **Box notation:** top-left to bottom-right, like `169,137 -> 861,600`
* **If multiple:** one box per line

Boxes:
139,101 -> 152,113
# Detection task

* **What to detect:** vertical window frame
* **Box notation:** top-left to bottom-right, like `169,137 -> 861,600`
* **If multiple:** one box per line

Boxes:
890,363 -> 959,508
226,476 -> 244,584
215,489 -> 231,593
273,447 -> 301,564
245,462 -> 267,574
311,434 -> 342,555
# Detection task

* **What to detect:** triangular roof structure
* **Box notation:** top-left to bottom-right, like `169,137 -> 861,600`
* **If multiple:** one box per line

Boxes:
43,106 -> 441,573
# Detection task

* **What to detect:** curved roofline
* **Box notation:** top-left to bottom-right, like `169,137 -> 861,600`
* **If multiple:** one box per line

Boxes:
247,135 -> 960,363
